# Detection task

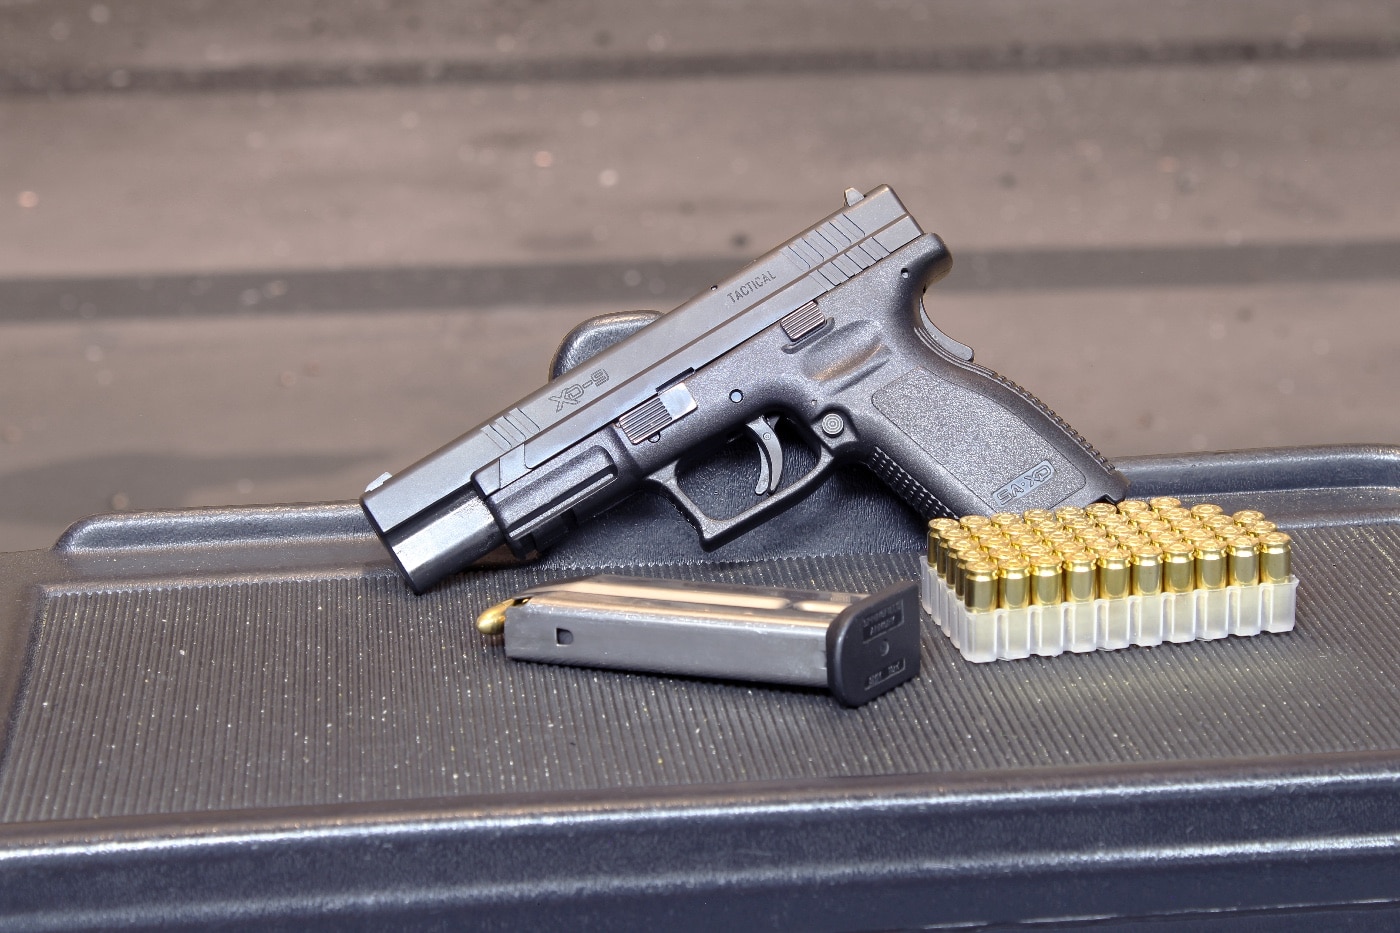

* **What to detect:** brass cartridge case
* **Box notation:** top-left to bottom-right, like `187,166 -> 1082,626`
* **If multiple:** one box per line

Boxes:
1205,514 -> 1238,533
1118,499 -> 1150,516
1054,505 -> 1087,522
964,560 -> 999,612
928,518 -> 960,567
1149,496 -> 1182,512
991,511 -> 1021,527
949,540 -> 983,595
960,514 -> 992,532
1163,543 -> 1197,593
987,546 -> 1023,567
1030,555 -> 1064,605
1190,503 -> 1225,520
1259,532 -> 1293,584
1250,520 -> 1278,536
1131,545 -> 1164,596
1194,540 -> 1228,590
998,559 -> 1032,610
1232,509 -> 1266,527
1064,554 -> 1098,602
1022,508 -> 1055,526
1085,502 -> 1119,519
1226,536 -> 1259,586
1136,518 -> 1171,537
1098,551 -> 1132,600
940,530 -> 972,579
1161,507 -> 1194,527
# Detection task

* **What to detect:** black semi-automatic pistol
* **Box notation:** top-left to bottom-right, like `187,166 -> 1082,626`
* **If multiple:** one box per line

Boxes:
362,186 -> 1129,592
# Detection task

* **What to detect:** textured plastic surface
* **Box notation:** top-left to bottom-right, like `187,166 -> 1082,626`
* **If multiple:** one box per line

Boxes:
1,444 -> 1399,928
922,567 -> 1298,662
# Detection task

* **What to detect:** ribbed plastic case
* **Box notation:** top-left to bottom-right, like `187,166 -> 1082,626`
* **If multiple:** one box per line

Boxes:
921,565 -> 1298,662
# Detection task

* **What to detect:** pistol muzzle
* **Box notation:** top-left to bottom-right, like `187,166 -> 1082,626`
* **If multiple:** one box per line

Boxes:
369,489 -> 506,593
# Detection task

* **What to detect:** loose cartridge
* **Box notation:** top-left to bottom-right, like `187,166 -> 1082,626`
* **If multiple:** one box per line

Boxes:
477,575 -> 920,706
922,500 -> 1298,663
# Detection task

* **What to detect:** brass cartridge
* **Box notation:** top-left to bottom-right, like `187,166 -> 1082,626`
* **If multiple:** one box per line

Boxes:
998,558 -> 1032,610
1226,536 -> 1259,586
1117,499 -> 1150,516
964,560 -> 999,612
1098,550 -> 1132,600
1163,543 -> 1197,593
960,514 -> 992,532
1232,509 -> 1266,527
1136,518 -> 1171,537
940,530 -> 972,579
1054,505 -> 1087,522
1064,553 -> 1098,602
1194,540 -> 1228,590
1161,507 -> 1194,527
1030,554 -> 1064,605
1204,514 -> 1238,533
1249,520 -> 1278,536
1022,508 -> 1055,526
928,518 -> 960,567
1190,503 -> 1225,520
1131,545 -> 1164,596
1085,502 -> 1119,519
1259,532 -> 1293,584
991,511 -> 1021,527
949,540 -> 984,594
1149,496 -> 1182,512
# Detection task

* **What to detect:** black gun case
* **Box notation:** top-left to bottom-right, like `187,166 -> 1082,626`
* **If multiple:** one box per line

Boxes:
0,443 -> 1398,931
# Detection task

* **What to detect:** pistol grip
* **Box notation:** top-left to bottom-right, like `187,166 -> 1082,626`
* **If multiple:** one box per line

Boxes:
864,363 -> 1127,516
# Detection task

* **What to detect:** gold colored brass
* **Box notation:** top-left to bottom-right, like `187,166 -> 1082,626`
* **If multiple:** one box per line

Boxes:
1117,499 -> 1150,515
1064,554 -> 1098,602
991,512 -> 1021,527
1085,502 -> 1119,518
960,514 -> 992,531
1149,496 -> 1182,511
1190,503 -> 1225,520
999,559 -> 1032,610
1226,536 -> 1260,586
1161,507 -> 1194,526
1098,551 -> 1131,600
928,518 -> 960,568
1131,545 -> 1164,596
1259,532 -> 1293,584
476,597 -> 530,635
1163,543 -> 1197,593
964,560 -> 999,612
1031,555 -> 1064,605
1250,520 -> 1278,536
1194,540 -> 1228,590
1232,509 -> 1266,527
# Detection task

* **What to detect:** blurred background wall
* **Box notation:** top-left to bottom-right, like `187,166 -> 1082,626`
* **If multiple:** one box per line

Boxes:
2,0 -> 1398,551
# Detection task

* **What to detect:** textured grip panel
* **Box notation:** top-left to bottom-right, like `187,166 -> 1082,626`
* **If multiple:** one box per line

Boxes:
866,447 -> 955,519
976,363 -> 1116,474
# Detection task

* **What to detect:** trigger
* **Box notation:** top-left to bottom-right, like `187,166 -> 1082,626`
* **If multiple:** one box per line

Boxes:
744,416 -> 784,495
918,298 -> 974,362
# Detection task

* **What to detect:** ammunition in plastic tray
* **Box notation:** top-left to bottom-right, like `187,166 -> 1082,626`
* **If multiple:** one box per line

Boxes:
920,500 -> 1297,663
